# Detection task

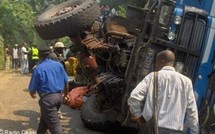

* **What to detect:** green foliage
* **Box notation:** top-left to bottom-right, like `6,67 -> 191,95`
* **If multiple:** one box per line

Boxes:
0,1 -> 41,46
0,0 -> 72,47
118,5 -> 126,17
15,0 -> 68,15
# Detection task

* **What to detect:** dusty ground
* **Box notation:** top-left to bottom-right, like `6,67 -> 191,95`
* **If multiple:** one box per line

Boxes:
0,70 -> 104,134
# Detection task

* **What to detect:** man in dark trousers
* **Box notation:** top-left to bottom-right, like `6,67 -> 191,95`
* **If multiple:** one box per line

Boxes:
29,44 -> 39,73
28,45 -> 69,134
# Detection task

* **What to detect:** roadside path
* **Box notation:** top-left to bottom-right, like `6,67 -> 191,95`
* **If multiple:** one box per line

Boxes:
0,70 -> 103,134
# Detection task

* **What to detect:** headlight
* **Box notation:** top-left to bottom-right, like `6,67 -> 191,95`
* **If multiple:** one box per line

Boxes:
174,62 -> 184,73
167,32 -> 176,40
174,16 -> 182,25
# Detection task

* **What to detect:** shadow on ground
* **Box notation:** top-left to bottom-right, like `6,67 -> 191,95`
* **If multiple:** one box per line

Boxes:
0,110 -> 40,133
13,110 -> 40,131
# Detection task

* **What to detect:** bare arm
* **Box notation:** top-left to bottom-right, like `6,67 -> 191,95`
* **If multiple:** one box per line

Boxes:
29,91 -> 36,99
127,73 -> 152,118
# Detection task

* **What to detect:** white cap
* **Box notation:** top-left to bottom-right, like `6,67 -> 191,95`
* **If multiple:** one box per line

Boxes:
15,44 -> 18,47
54,42 -> 65,48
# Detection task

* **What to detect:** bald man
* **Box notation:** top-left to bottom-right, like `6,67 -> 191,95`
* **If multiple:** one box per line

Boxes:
128,50 -> 199,134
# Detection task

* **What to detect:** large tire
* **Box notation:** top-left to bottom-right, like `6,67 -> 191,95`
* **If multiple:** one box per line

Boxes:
80,95 -> 120,132
35,0 -> 101,40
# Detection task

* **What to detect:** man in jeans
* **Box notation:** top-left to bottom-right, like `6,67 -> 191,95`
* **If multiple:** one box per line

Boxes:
29,45 -> 69,134
128,50 -> 199,134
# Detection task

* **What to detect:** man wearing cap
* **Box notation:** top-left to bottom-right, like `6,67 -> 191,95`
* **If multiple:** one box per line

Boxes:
50,42 -> 66,70
28,45 -> 69,134
49,41 -> 67,119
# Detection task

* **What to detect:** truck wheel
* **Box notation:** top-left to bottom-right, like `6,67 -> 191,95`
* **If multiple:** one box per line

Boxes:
35,0 -> 100,40
80,95 -> 120,132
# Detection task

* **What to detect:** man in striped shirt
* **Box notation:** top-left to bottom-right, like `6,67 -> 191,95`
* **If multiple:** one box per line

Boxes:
128,50 -> 199,134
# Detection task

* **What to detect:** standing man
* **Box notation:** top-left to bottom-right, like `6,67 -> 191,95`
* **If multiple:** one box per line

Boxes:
21,43 -> 29,74
52,42 -> 66,70
12,44 -> 19,70
29,44 -> 39,73
28,45 -> 69,134
4,44 -> 10,71
127,50 -> 199,134
49,42 -> 67,119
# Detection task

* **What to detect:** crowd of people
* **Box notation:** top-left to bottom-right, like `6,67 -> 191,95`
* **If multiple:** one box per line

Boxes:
4,42 -> 39,74
4,41 -> 78,77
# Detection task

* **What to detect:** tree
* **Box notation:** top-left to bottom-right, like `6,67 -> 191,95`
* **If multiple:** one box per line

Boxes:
0,0 -> 73,70
23,0 -> 68,15
0,1 -> 40,45
0,0 -> 71,47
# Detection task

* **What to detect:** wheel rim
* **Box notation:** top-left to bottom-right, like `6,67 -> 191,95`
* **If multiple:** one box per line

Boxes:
51,5 -> 79,18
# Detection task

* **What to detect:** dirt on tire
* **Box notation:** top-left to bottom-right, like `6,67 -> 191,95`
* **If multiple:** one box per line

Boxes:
34,0 -> 101,40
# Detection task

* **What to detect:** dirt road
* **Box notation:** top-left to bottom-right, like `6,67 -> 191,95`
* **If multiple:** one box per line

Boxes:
0,70 -> 104,134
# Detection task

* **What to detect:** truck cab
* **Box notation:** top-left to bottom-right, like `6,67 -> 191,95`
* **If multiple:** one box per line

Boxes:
122,0 -> 215,133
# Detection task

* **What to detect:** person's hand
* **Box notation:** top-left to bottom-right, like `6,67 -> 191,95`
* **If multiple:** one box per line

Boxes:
30,92 -> 36,99
62,93 -> 70,104
131,115 -> 139,121
132,115 -> 145,124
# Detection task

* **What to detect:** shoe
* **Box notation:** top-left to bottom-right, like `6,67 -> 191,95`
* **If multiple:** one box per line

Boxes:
59,114 -> 64,119
57,110 -> 63,119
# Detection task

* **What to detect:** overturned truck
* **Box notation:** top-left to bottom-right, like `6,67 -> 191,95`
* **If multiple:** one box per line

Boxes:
35,0 -> 215,133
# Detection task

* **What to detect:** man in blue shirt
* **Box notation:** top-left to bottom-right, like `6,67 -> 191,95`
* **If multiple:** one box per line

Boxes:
29,45 -> 69,134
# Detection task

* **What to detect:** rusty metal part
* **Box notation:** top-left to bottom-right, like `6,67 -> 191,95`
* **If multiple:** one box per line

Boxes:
93,73 -> 125,111
82,37 -> 117,53
106,16 -> 136,39
52,5 -> 79,17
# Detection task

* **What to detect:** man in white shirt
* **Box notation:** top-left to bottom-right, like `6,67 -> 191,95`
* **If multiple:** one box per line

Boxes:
12,44 -> 19,70
127,50 -> 199,134
21,43 -> 29,74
